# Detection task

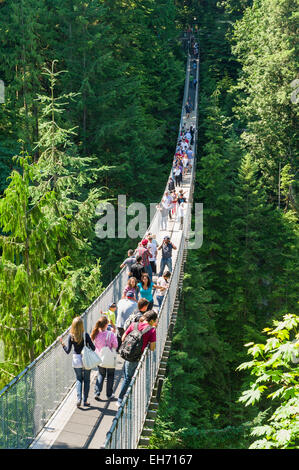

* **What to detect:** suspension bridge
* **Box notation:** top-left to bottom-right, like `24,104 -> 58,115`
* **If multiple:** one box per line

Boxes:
0,38 -> 200,450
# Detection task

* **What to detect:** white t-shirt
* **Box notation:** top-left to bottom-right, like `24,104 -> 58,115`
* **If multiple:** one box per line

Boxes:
157,276 -> 169,297
177,202 -> 185,218
148,241 -> 157,261
163,196 -> 172,210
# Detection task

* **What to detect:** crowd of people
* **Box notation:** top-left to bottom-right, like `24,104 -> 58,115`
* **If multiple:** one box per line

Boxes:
157,123 -> 193,232
59,58 -> 197,416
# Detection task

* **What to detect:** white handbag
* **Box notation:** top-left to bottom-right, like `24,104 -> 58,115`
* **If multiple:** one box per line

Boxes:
82,332 -> 101,370
72,353 -> 83,368
99,331 -> 117,369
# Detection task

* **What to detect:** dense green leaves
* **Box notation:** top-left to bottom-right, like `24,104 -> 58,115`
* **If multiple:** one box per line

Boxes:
151,0 -> 298,450
0,1 -> 185,389
237,314 -> 299,449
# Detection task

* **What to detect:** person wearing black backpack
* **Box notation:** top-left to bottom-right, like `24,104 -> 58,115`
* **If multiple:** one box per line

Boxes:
117,310 -> 157,408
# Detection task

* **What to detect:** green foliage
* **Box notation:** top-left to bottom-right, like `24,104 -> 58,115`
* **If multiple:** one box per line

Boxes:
0,155 -> 72,386
0,1 -> 185,390
231,0 -> 299,209
237,313 -> 299,449
152,0 -> 298,450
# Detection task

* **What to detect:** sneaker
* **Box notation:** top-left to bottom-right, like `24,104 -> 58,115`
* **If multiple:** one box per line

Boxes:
107,394 -> 115,400
76,400 -> 81,408
94,395 -> 101,401
116,400 -> 122,409
83,402 -> 90,407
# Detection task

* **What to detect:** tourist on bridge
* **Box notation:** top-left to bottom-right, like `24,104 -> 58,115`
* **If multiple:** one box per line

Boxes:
129,255 -> 146,282
116,291 -> 138,351
163,191 -> 173,220
122,298 -> 150,332
177,200 -> 186,231
182,153 -> 189,176
170,190 -> 178,218
136,239 -> 152,282
59,317 -> 95,407
189,126 -> 195,145
147,234 -> 157,277
100,302 -> 117,332
120,249 -> 136,278
156,271 -> 171,311
137,273 -> 157,311
122,277 -> 138,301
185,129 -> 192,142
187,146 -> 193,163
117,309 -> 158,408
177,190 -> 187,205
168,176 -> 175,192
91,316 -> 118,401
157,201 -> 168,231
158,236 -> 177,276
181,138 -> 189,152
174,165 -> 182,187
185,101 -> 192,119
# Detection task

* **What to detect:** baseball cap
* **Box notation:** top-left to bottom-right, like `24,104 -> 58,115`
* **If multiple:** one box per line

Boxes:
164,235 -> 170,240
141,239 -> 148,246
126,291 -> 135,299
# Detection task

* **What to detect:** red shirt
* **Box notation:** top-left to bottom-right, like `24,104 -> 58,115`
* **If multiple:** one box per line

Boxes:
125,322 -> 156,352
137,246 -> 150,267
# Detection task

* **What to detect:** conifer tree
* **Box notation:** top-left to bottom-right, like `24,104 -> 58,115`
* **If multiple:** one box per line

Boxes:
232,0 -> 298,208
0,155 -> 71,387
33,62 -> 106,313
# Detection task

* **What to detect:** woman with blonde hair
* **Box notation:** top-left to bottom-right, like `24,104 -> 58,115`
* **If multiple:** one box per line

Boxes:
122,276 -> 138,300
60,316 -> 95,407
91,316 -> 118,400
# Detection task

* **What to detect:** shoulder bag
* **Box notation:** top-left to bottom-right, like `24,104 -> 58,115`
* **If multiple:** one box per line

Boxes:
82,332 -> 101,370
99,331 -> 117,369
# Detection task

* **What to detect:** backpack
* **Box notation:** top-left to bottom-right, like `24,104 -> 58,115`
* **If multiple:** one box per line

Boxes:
123,312 -> 143,333
119,323 -> 152,362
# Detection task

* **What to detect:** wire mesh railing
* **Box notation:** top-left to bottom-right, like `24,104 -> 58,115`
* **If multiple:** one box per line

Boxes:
0,50 -> 196,449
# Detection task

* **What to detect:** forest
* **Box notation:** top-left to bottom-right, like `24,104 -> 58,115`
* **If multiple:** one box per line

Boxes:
0,0 -> 298,449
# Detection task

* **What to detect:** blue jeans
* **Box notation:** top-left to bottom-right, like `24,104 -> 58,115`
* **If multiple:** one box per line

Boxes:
74,367 -> 91,403
159,257 -> 172,277
118,360 -> 139,403
145,263 -> 152,283
94,366 -> 115,398
156,295 -> 164,310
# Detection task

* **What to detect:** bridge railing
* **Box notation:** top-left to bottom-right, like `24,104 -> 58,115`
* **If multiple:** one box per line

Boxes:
104,51 -> 200,449
0,51 -> 194,449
